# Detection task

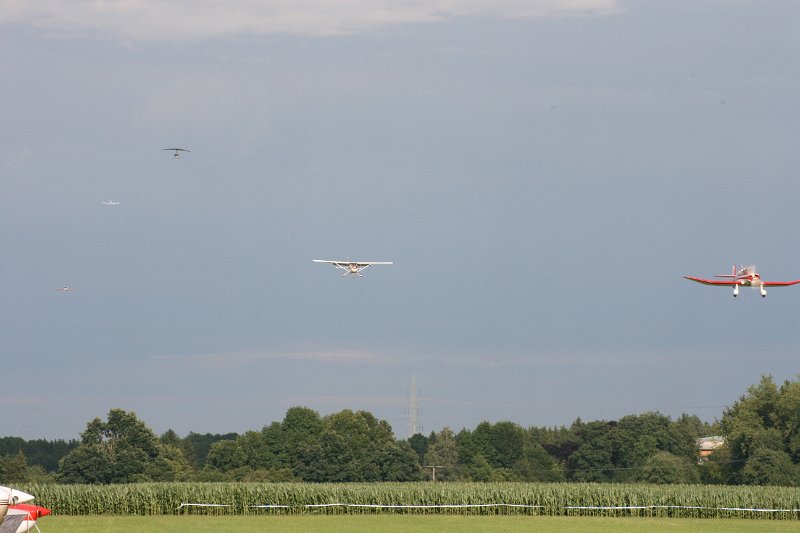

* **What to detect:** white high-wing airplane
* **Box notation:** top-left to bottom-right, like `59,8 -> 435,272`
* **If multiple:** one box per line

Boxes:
313,259 -> 393,277
685,265 -> 800,297
102,201 -> 119,206
163,147 -> 190,158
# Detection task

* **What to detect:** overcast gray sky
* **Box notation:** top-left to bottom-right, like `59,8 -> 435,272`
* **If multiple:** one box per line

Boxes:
2,0 -> 799,440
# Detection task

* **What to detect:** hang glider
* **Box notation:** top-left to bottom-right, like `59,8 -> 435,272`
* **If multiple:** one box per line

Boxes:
313,259 -> 393,277
163,147 -> 190,158
685,265 -> 800,297
102,201 -> 119,206
56,286 -> 74,292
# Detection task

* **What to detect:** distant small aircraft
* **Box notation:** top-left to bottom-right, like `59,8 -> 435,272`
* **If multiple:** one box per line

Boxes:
685,265 -> 800,297
102,201 -> 119,206
313,259 -> 393,277
163,147 -> 190,158
56,286 -> 74,292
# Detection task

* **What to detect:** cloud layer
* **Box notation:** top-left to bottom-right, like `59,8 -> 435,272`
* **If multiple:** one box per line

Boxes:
1,0 -> 620,40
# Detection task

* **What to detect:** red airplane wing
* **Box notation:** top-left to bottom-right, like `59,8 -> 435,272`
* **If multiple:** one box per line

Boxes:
762,280 -> 800,287
684,276 -> 738,286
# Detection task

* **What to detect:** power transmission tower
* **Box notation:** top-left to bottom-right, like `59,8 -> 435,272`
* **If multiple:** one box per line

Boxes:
407,373 -> 421,439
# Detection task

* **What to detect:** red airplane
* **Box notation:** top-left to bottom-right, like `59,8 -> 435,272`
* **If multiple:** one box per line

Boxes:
6,504 -> 50,533
684,265 -> 800,298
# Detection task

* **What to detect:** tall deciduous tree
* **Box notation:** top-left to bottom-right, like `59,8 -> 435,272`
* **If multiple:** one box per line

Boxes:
295,410 -> 418,482
423,427 -> 459,481
513,433 -> 565,482
640,451 -> 700,484
568,421 -> 615,482
0,451 -> 28,483
58,409 -> 190,483
775,380 -> 800,463
739,448 -> 799,486
408,433 -> 429,464
720,375 -> 800,485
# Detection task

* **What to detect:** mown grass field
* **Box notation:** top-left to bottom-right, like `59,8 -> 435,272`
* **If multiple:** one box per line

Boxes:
40,515 -> 800,532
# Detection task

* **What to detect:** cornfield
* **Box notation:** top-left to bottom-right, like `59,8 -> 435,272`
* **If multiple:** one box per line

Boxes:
17,482 -> 800,519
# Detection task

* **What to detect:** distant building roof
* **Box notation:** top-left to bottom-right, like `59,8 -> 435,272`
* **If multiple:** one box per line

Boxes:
696,436 -> 725,452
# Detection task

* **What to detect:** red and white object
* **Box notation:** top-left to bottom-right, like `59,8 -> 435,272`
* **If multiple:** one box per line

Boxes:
6,505 -> 51,533
685,265 -> 800,298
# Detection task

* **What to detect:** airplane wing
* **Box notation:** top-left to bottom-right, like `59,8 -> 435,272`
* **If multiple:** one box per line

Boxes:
762,280 -> 800,287
312,260 -> 393,266
684,276 -> 738,286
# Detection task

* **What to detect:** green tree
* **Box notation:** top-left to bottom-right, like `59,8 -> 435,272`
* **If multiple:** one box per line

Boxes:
466,454 -> 510,481
568,421 -> 615,482
512,435 -> 565,482
408,433 -> 428,464
462,422 -> 500,467
640,451 -> 700,484
0,437 -> 76,473
160,429 -> 181,447
532,426 -> 579,464
775,380 -> 800,462
237,430 -> 274,470
724,388 -> 778,459
670,413 -> 712,461
490,422 -> 525,469
24,464 -> 56,483
296,431 -> 356,482
423,427 -> 460,481
698,445 -> 732,485
0,437 -> 25,456
719,375 -> 800,485
58,409 -> 189,483
739,448 -> 800,486
58,444 -> 113,484
295,409 -> 417,482
607,412 -> 702,482
182,432 -> 238,469
0,451 -> 28,483
205,439 -> 247,472
276,406 -> 324,471
456,421 -> 526,480
610,413 -> 665,480
377,440 -> 421,481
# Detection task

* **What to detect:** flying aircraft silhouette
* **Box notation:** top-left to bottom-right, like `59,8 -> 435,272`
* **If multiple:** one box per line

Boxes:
163,147 -> 190,158
313,259 -> 393,277
685,265 -> 800,297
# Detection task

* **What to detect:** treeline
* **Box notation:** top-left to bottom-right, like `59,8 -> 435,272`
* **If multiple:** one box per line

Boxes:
412,413 -> 706,483
3,375 -> 800,486
0,437 -> 76,477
